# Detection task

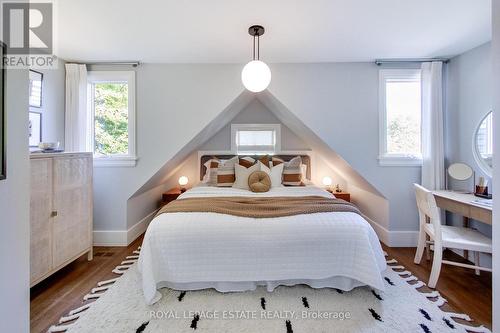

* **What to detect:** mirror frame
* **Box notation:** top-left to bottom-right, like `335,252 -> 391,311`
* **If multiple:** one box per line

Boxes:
448,162 -> 474,181
472,110 -> 493,178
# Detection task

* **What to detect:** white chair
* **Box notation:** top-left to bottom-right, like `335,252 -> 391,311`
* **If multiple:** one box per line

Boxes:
413,184 -> 492,288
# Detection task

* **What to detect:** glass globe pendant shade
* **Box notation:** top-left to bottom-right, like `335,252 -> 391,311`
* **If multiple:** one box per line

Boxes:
241,60 -> 271,92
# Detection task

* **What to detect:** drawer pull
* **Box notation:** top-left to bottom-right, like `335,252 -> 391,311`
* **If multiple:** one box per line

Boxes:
51,211 -> 58,217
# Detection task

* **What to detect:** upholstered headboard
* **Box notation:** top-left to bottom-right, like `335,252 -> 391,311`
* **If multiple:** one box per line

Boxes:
200,155 -> 311,181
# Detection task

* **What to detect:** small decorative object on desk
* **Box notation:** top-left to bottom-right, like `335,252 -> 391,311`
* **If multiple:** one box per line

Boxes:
335,184 -> 342,193
178,176 -> 189,192
475,177 -> 492,199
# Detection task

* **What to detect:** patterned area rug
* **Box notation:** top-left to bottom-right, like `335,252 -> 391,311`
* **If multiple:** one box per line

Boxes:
49,248 -> 491,333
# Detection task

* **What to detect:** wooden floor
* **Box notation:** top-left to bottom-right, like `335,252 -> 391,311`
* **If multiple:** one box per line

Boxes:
30,238 -> 491,332
382,245 -> 492,329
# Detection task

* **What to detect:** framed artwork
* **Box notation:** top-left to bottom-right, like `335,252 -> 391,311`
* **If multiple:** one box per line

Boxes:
29,112 -> 42,147
0,42 -> 5,180
29,69 -> 43,108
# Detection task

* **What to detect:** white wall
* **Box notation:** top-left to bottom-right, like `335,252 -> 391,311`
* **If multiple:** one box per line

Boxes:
491,0 -> 499,330
0,69 -> 30,332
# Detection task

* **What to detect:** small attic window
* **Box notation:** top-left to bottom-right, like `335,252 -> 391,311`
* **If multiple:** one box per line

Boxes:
231,124 -> 281,154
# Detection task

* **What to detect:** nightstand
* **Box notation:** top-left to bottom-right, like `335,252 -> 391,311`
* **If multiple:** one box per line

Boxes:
328,190 -> 351,202
161,188 -> 182,207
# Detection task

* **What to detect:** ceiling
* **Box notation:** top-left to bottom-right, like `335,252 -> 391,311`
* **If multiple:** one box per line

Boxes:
56,0 -> 491,63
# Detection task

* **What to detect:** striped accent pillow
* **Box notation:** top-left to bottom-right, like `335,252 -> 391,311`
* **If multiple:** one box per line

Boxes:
238,156 -> 255,168
239,156 -> 270,168
216,156 -> 239,187
258,155 -> 270,168
278,156 -> 304,186
202,158 -> 220,185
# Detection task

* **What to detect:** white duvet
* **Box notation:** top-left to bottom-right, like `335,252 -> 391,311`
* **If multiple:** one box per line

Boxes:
138,185 -> 386,305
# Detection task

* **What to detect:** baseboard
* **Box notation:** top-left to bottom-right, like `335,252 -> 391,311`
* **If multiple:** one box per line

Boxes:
363,215 -> 418,247
93,210 -> 158,246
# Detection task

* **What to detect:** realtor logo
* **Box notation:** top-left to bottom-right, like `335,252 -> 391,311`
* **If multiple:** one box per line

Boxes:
2,2 -> 56,68
2,2 -> 53,54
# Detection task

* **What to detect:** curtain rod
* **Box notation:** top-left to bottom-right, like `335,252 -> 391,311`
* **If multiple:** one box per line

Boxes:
67,61 -> 141,67
375,58 -> 449,65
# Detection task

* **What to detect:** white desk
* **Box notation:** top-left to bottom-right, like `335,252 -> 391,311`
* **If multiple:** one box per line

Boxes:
433,190 -> 492,225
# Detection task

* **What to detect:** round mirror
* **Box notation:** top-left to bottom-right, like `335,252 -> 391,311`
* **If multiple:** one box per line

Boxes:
448,163 -> 473,181
473,111 -> 493,177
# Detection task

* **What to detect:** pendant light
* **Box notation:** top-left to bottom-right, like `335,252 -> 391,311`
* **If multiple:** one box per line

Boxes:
241,25 -> 271,93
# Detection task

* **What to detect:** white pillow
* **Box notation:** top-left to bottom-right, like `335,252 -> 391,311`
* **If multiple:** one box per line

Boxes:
233,163 -> 260,190
260,162 -> 284,187
301,164 -> 308,181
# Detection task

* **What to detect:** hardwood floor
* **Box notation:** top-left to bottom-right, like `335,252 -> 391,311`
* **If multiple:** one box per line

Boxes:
383,245 -> 492,329
30,238 -> 491,332
30,236 -> 143,333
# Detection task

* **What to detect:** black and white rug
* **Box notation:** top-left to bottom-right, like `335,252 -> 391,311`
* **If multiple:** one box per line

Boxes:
49,249 -> 491,333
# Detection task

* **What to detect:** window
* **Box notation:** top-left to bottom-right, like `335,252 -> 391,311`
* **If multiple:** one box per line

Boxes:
231,124 -> 281,154
378,69 -> 422,166
87,71 -> 136,167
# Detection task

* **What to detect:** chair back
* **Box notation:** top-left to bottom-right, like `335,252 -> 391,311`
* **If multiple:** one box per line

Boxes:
413,184 -> 442,240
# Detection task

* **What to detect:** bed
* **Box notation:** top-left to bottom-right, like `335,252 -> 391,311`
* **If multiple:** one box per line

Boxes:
138,156 -> 386,305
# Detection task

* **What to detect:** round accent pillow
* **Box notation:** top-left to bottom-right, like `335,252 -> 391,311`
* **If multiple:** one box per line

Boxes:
248,171 -> 271,193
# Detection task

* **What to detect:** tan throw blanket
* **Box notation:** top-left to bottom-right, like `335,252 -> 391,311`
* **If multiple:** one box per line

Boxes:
156,196 -> 361,219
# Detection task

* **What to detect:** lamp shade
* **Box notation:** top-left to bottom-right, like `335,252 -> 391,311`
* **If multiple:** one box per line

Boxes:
178,176 -> 188,186
322,177 -> 332,186
241,60 -> 271,92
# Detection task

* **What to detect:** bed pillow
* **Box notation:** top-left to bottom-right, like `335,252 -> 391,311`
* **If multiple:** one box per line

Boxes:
238,156 -> 255,168
202,158 -> 220,185
248,171 -> 271,193
216,156 -> 238,187
233,163 -> 260,190
279,156 -> 304,186
258,155 -> 270,168
260,162 -> 284,187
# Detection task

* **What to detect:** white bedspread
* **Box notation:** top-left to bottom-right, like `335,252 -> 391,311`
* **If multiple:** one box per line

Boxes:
138,185 -> 386,304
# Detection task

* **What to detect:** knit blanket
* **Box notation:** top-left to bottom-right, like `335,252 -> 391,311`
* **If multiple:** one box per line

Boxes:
156,196 -> 361,218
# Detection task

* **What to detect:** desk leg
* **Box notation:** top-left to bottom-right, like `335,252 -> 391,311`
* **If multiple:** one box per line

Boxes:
463,217 -> 470,260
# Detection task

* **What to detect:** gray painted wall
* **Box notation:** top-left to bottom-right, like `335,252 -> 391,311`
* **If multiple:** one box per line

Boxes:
200,99 -> 310,151
446,42 -> 492,185
268,63 -> 421,232
0,69 -> 30,332
93,62 -> 419,234
30,58 -> 66,149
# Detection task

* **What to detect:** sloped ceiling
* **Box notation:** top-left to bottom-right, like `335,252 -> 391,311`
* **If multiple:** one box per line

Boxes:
131,89 -> 384,199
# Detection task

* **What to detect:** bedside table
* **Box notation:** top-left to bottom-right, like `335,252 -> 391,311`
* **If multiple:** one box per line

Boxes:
328,190 -> 351,202
161,188 -> 182,207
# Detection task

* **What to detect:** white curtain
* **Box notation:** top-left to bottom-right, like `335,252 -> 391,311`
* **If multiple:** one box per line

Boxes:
421,61 -> 445,190
64,63 -> 89,152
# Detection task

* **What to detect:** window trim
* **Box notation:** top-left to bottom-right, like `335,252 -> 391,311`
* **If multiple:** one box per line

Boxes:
378,69 -> 423,167
230,124 -> 281,155
87,71 -> 137,167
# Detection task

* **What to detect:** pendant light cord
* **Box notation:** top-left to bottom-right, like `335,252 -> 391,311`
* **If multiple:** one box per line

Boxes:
253,35 -> 256,60
257,34 -> 260,60
252,26 -> 260,61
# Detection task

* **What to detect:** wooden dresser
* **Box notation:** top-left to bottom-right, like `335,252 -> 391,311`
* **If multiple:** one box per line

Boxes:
30,152 -> 93,287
